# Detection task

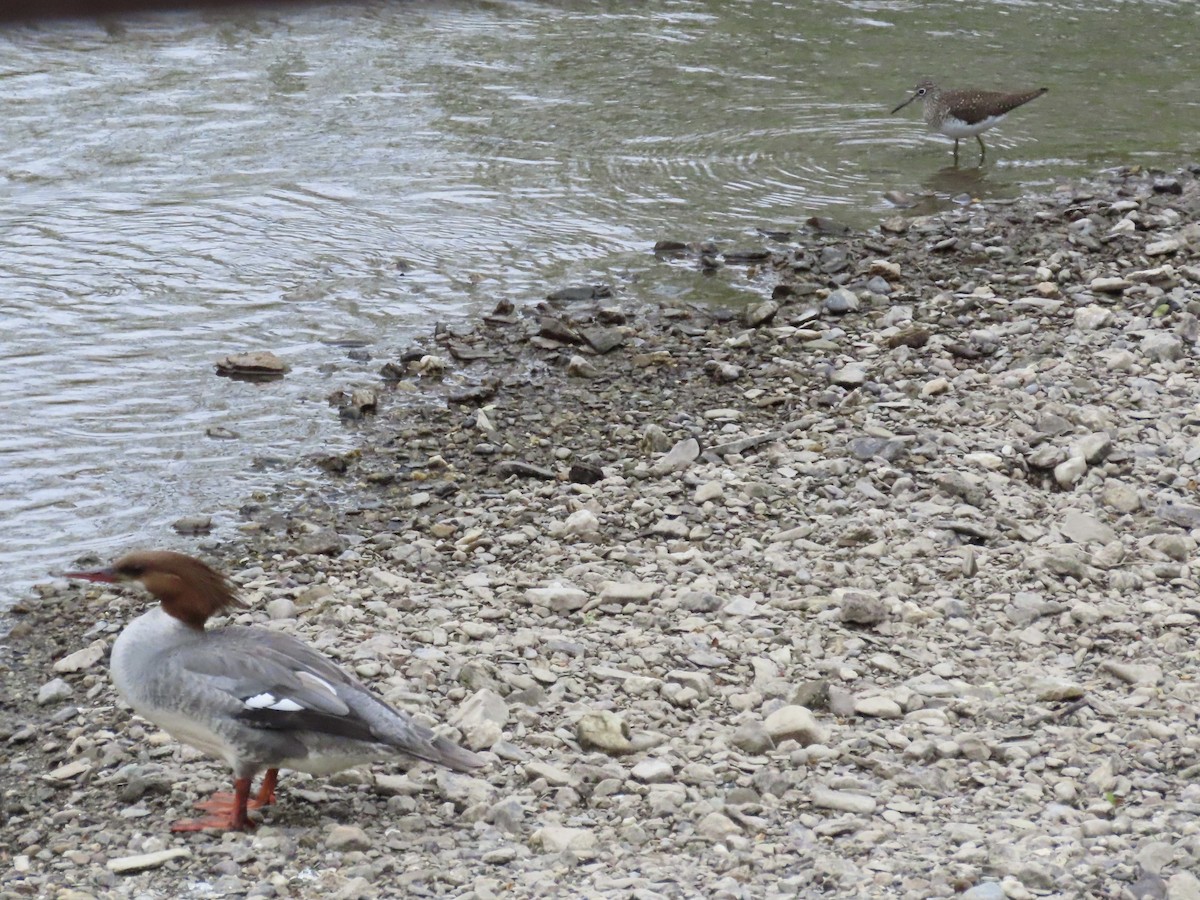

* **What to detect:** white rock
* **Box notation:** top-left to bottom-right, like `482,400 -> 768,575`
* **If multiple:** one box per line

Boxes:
567,355 -> 599,378
37,677 -> 73,706
1101,661 -> 1162,686
264,597 -> 296,620
854,696 -> 902,718
921,377 -> 951,397
763,705 -> 827,746
451,689 -> 509,750
1145,237 -> 1182,256
576,711 -> 632,755
694,481 -> 724,503
1053,456 -> 1087,488
697,811 -> 741,840
562,508 -> 600,536
811,787 -> 876,815
830,363 -> 867,387
53,641 -> 106,673
1141,332 -> 1183,362
525,582 -> 589,612
1060,510 -> 1116,546
524,761 -> 575,787
1088,277 -> 1130,294
106,848 -> 192,874
531,825 -> 596,854
1073,432 -> 1112,464
598,581 -> 661,603
326,824 -> 372,851
1074,305 -> 1113,329
631,758 -> 675,783
1168,871 -> 1200,900
652,437 -> 700,475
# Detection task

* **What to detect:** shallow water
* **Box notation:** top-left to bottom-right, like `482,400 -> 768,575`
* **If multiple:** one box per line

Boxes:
1,0 -> 1195,605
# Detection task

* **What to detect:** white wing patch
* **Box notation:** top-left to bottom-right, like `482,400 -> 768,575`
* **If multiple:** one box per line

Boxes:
244,692 -> 305,712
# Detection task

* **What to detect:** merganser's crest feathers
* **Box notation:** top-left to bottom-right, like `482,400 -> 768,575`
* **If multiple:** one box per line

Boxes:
116,550 -> 244,629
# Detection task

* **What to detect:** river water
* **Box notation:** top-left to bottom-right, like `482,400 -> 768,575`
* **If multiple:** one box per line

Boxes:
1,0 -> 1195,605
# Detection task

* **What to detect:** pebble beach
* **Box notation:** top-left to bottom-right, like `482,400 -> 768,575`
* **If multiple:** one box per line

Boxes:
4,165 -> 1200,899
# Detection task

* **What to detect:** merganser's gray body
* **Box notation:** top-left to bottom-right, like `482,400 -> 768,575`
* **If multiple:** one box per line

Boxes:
111,606 -> 482,779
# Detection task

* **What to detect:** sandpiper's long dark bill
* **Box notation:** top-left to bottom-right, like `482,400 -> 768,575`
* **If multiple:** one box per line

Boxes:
891,78 -> 1048,162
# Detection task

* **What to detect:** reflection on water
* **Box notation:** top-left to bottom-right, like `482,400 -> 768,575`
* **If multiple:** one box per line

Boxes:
0,0 -> 1194,605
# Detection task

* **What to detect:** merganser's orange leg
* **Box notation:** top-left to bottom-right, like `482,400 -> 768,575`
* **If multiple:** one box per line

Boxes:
171,777 -> 254,832
194,768 -> 279,814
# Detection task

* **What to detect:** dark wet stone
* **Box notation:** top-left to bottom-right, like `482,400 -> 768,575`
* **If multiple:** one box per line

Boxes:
824,289 -> 859,315
704,361 -> 742,383
743,300 -> 779,327
596,307 -> 628,325
883,190 -> 918,209
448,342 -> 496,362
847,436 -> 905,462
756,228 -> 795,241
537,316 -> 583,344
791,679 -> 830,710
1152,177 -> 1182,195
1034,414 -> 1073,436
205,426 -> 241,440
172,515 -> 213,535
946,342 -> 982,359
723,247 -> 771,263
296,529 -> 346,556
884,327 -> 930,349
806,215 -> 852,235
568,462 -> 604,485
818,246 -> 850,273
448,376 -> 502,406
653,240 -> 689,256
581,326 -> 625,354
865,275 -> 892,295
313,451 -> 358,474
495,461 -> 556,480
547,284 -> 612,302
215,350 -> 288,381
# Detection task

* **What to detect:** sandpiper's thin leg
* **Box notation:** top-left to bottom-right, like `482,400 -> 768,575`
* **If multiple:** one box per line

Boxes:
977,135 -> 987,162
953,138 -> 960,164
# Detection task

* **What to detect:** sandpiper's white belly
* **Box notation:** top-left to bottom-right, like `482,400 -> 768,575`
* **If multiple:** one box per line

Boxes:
939,114 -> 1006,138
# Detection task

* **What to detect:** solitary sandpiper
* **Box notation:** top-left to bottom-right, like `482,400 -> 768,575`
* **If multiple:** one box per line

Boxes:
891,79 -> 1048,163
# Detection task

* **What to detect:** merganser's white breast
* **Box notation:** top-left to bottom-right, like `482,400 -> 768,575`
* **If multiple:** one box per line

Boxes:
110,606 -> 239,766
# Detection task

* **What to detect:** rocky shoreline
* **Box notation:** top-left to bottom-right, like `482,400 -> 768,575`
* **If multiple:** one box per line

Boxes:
5,164 -> 1200,899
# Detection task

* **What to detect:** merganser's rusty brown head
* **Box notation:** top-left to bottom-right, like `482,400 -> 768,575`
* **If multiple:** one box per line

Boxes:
66,550 -> 244,629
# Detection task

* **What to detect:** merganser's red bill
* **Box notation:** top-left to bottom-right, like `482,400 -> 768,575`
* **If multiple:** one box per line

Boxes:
64,568 -> 118,583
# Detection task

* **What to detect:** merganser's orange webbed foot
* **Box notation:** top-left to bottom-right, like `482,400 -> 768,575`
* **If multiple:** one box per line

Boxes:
171,777 -> 256,832
194,769 -> 279,813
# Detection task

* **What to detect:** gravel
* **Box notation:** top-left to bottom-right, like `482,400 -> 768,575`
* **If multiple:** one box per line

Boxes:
4,164 -> 1200,898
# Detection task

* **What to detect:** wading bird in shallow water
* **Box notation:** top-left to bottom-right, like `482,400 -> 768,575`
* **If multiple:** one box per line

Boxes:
67,550 -> 483,831
891,79 -> 1048,164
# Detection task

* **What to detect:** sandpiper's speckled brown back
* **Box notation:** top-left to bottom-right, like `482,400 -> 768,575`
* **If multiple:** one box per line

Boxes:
930,86 -> 1048,126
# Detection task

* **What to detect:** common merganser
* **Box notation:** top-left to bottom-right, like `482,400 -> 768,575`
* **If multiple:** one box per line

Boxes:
66,550 -> 484,832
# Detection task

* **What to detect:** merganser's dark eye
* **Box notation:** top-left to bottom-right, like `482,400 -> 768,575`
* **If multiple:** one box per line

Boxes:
118,564 -> 145,578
